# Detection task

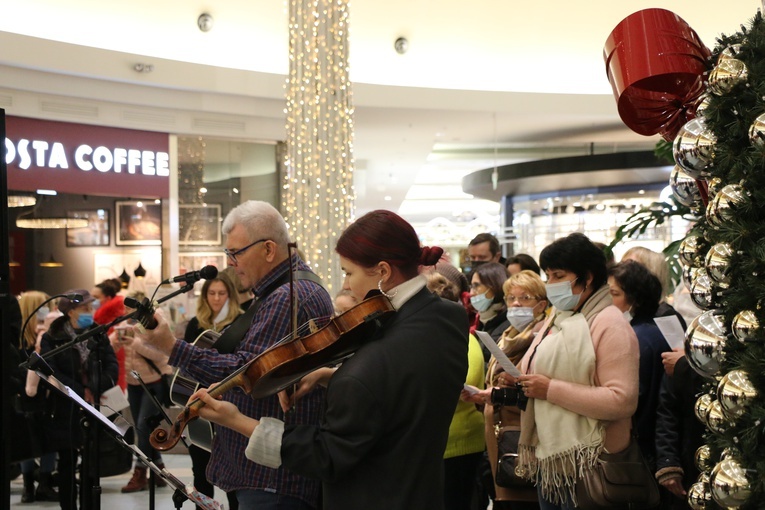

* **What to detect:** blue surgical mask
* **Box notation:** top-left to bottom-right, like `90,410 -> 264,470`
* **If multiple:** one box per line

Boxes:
76,312 -> 94,329
507,307 -> 535,331
92,299 -> 101,310
36,306 -> 50,321
545,280 -> 582,312
470,292 -> 493,312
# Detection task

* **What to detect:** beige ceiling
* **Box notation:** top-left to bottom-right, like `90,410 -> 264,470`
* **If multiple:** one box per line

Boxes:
0,0 -> 757,226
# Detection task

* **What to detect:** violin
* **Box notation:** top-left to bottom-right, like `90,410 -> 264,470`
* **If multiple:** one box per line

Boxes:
145,293 -> 395,452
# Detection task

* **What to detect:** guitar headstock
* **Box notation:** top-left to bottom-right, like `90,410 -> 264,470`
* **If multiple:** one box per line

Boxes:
124,296 -> 159,330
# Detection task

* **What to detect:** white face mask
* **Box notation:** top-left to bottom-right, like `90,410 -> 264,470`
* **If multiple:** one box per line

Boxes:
470,292 -> 493,312
623,309 -> 633,322
545,280 -> 582,312
506,307 -> 535,331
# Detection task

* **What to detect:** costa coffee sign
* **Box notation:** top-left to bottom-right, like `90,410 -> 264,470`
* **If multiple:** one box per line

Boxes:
6,116 -> 170,198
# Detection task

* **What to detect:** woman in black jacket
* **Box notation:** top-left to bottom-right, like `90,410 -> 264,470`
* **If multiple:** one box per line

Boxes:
40,289 -> 119,510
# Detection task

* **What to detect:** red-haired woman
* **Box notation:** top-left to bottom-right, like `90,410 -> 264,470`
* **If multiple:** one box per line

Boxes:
192,210 -> 469,510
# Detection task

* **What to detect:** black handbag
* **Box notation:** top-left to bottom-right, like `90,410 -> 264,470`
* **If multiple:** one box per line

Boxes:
495,422 -> 534,489
575,437 -> 660,510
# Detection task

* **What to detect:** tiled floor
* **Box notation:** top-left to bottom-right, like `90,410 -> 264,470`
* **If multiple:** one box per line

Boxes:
10,453 -> 229,509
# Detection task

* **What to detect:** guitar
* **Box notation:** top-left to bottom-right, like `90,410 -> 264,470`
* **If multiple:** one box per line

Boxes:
169,329 -> 220,452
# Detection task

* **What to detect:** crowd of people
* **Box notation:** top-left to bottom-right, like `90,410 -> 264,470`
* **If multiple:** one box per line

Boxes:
9,201 -> 705,510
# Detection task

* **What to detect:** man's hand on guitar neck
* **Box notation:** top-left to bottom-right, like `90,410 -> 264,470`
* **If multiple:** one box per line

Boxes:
139,308 -> 178,355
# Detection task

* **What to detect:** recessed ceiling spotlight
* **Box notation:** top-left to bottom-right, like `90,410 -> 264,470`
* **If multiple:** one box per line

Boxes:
394,37 -> 408,55
384,196 -> 392,201
198,13 -> 214,32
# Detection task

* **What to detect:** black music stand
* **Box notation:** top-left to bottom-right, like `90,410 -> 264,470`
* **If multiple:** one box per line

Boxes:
36,373 -> 223,510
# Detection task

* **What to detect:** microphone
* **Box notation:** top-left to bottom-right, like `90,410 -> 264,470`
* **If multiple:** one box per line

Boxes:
161,265 -> 218,285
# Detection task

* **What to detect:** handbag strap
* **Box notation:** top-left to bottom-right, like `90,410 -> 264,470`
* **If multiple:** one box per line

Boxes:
141,355 -> 164,378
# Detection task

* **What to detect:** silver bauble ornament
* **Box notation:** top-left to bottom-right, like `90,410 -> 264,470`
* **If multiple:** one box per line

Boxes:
670,165 -> 703,208
688,481 -> 712,510
690,273 -> 727,310
705,399 -> 727,433
694,394 -> 714,424
717,369 -> 757,419
708,58 -> 749,96
748,113 -> 765,147
710,458 -> 751,508
695,445 -> 713,472
721,447 -> 741,461
706,184 -> 744,228
685,310 -> 727,379
705,242 -> 733,284
732,310 -> 759,342
679,235 -> 708,268
673,118 -> 716,179
718,44 -> 743,63
707,177 -> 723,201
683,266 -> 704,291
696,94 -> 712,118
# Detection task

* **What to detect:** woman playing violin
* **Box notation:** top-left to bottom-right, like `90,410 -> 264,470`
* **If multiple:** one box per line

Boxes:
192,209 -> 469,510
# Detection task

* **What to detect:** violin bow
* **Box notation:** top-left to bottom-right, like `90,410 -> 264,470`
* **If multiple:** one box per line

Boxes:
287,242 -> 299,339
286,242 -> 299,414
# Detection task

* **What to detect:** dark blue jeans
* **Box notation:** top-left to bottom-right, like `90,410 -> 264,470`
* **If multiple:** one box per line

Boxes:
235,489 -> 314,510
128,382 -> 165,462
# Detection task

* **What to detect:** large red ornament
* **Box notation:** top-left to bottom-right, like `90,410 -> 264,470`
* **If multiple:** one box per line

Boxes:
604,8 -> 711,141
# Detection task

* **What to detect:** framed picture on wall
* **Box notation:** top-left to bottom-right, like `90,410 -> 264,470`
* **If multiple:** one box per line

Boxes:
66,209 -> 110,247
179,252 -> 228,295
179,252 -> 227,274
116,200 -> 162,246
179,204 -> 222,246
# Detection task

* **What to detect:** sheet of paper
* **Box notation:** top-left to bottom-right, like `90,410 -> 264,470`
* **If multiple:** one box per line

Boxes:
100,385 -> 130,417
475,330 -> 522,378
463,384 -> 480,395
653,315 -> 686,350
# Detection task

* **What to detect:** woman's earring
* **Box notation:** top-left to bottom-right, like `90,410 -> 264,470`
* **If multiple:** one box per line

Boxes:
378,279 -> 398,299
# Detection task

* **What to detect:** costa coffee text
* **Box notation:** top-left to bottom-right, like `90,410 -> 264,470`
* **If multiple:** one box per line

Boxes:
5,138 -> 170,176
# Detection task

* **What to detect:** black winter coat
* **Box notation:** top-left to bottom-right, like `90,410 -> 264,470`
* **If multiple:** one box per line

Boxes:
654,356 -> 706,489
40,315 -> 119,450
281,287 -> 469,510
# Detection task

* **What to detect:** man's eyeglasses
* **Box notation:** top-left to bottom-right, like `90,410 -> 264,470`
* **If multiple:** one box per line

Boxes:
224,238 -> 268,264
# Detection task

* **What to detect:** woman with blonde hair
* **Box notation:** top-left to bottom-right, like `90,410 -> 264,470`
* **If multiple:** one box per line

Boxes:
621,246 -> 670,300
187,271 -> 243,335
464,270 -> 548,509
183,270 -> 244,508
17,291 -> 59,503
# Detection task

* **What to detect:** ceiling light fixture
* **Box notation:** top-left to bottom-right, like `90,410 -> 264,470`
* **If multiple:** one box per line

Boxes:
16,208 -> 88,229
394,37 -> 408,55
198,13 -> 214,32
7,195 -> 36,208
39,254 -> 64,268
134,262 -> 147,278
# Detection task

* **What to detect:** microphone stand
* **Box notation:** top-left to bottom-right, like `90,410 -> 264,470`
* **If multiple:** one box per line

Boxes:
19,283 -> 197,510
